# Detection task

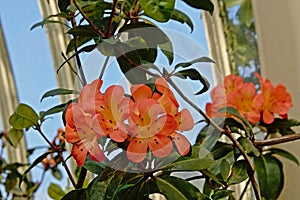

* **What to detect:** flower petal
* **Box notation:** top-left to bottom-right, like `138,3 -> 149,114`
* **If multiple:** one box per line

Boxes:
127,138 -> 148,163
88,140 -> 106,162
65,124 -> 80,143
176,109 -> 194,131
72,142 -> 88,167
148,135 -> 172,158
171,132 -> 191,156
263,110 -> 274,124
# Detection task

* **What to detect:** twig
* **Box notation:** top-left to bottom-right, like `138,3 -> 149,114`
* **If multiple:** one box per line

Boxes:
107,0 -> 119,37
99,56 -> 110,80
239,179 -> 251,200
254,133 -> 300,147
76,167 -> 87,189
59,151 -> 77,188
35,125 -> 56,150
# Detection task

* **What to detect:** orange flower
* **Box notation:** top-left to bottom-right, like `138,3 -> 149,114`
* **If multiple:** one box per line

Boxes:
256,73 -> 292,124
127,98 -> 177,163
65,103 -> 106,166
227,82 -> 263,124
206,84 -> 227,118
95,85 -> 134,142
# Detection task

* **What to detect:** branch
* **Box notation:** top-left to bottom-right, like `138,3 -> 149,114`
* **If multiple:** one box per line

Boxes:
107,0 -> 119,37
254,133 -> 300,147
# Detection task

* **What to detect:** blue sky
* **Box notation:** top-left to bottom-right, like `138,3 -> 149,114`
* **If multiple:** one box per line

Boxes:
0,1 -> 213,199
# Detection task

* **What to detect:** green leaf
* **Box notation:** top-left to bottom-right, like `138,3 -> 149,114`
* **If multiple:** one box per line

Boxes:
41,88 -> 79,102
66,37 -> 93,54
114,42 -> 147,84
254,154 -> 284,199
86,177 -> 107,200
155,175 -> 201,200
6,128 -> 24,148
212,189 -> 234,200
5,173 -> 17,193
119,22 -> 174,64
162,156 -> 215,171
174,57 -> 215,69
30,13 -> 70,30
173,68 -> 210,95
171,9 -> 194,32
220,159 -> 231,180
228,160 -> 248,185
238,0 -> 253,27
9,104 -> 39,129
84,158 -> 105,174
223,0 -> 244,8
67,25 -> 100,38
58,0 -> 70,12
211,142 -> 233,160
182,0 -> 214,15
139,0 -> 175,22
238,137 -> 259,157
48,183 -> 65,200
51,168 -> 63,180
43,103 -> 68,117
105,174 -> 123,199
61,188 -> 87,200
267,148 -> 299,166
218,106 -> 253,136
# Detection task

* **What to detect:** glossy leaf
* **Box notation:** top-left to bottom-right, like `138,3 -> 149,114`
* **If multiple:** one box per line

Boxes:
238,137 -> 259,157
228,160 -> 248,185
174,68 -> 210,95
48,182 -> 65,200
155,175 -> 201,200
67,25 -> 100,38
6,128 -> 24,148
66,37 -> 93,54
43,103 -> 67,117
254,154 -> 284,199
30,13 -> 69,30
174,57 -> 215,69
105,174 -> 123,199
211,142 -> 233,160
114,42 -> 147,84
119,22 -> 173,64
212,189 -> 234,200
40,88 -> 79,102
171,9 -> 194,32
220,159 -> 231,180
58,0 -> 70,12
182,0 -> 214,15
162,155 -> 215,171
61,188 -> 88,200
267,148 -> 299,166
139,0 -> 175,22
9,104 -> 38,129
84,158 -> 105,174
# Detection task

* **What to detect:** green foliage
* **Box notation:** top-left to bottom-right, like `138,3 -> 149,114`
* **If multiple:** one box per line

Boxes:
140,0 -> 175,22
40,88 -> 79,102
6,128 -> 24,148
182,0 -> 214,15
254,154 -> 284,200
48,183 -> 65,200
9,104 -> 38,130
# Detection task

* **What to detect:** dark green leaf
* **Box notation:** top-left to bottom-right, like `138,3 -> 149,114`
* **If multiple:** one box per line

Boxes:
162,156 -> 215,171
105,174 -> 123,199
238,137 -> 259,157
228,160 -> 248,185
9,104 -> 39,129
174,68 -> 210,95
114,42 -> 147,84
212,189 -> 234,200
41,88 -> 79,102
119,22 -> 173,64
84,158 -> 105,174
87,176 -> 107,200
5,173 -> 17,193
43,103 -> 67,117
211,142 -> 233,160
139,0 -> 175,22
219,106 -> 253,136
61,188 -> 87,200
67,25 -> 100,37
48,182 -> 65,199
220,159 -> 231,180
182,0 -> 214,15
261,118 -> 300,136
267,148 -> 299,166
174,57 -> 215,69
254,154 -> 284,199
66,37 -> 93,54
58,0 -> 70,12
155,175 -> 201,200
30,14 -> 69,31
171,9 -> 194,32
6,128 -> 24,148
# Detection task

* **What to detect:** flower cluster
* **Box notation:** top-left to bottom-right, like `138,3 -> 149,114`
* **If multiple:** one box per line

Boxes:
65,78 -> 194,166
206,73 -> 292,125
